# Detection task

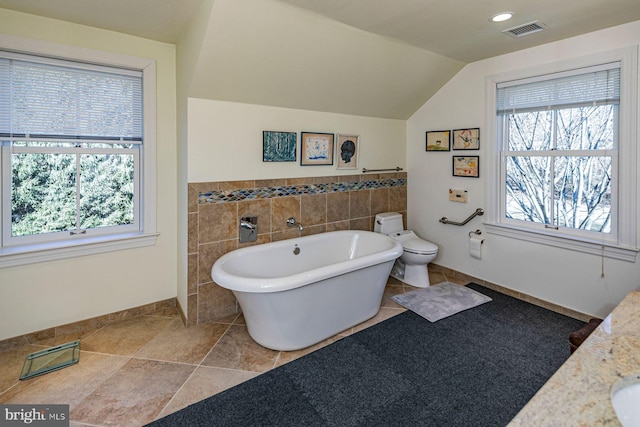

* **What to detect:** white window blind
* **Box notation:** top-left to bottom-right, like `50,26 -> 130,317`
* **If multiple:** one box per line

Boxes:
496,62 -> 621,114
0,53 -> 143,142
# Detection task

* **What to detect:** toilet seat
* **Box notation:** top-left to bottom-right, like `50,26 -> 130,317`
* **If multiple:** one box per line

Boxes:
388,230 -> 438,255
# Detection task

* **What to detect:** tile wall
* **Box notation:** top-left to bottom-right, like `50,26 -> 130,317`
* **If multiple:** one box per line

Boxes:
187,172 -> 407,326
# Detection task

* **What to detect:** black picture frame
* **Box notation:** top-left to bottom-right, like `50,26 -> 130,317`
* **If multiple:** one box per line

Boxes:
453,156 -> 479,177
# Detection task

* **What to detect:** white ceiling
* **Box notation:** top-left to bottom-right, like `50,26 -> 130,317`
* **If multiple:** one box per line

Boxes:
2,0 -> 639,61
273,0 -> 640,62
1,0 -> 640,119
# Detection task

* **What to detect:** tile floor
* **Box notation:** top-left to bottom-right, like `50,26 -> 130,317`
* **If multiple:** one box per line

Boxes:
0,271 -> 457,427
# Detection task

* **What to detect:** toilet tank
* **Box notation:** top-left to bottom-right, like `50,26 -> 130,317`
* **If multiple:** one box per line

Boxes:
374,212 -> 404,234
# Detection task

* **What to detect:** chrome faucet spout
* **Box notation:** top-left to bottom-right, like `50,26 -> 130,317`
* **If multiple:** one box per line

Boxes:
286,217 -> 303,232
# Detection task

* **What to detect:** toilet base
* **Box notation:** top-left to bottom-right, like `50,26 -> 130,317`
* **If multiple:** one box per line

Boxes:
389,259 -> 431,288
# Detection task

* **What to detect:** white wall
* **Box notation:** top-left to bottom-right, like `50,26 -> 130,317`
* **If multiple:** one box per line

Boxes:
188,99 -> 406,183
0,10 -> 178,340
407,21 -> 640,318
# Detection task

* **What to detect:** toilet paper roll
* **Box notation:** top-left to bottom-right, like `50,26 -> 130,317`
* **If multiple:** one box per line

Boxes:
469,236 -> 483,259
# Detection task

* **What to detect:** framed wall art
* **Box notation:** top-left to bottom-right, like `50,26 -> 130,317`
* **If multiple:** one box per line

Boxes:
336,134 -> 359,169
300,132 -> 334,166
426,130 -> 450,151
453,156 -> 479,178
452,128 -> 480,150
263,131 -> 297,162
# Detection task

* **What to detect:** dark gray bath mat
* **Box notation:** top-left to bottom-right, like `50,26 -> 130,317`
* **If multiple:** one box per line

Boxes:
391,281 -> 492,322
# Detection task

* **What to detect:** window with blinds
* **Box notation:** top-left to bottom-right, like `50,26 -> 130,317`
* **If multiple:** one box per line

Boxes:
1,51 -> 143,247
496,62 -> 620,240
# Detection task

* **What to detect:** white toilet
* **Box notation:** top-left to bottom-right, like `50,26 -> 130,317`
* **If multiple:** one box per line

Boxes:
374,212 -> 438,288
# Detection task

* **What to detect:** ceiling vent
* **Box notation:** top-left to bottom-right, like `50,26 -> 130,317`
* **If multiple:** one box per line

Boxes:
503,21 -> 547,37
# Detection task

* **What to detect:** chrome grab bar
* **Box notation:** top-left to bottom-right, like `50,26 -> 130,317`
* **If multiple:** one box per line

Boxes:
439,208 -> 484,226
362,167 -> 403,173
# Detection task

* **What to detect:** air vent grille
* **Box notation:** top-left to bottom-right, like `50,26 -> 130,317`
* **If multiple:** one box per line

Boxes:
503,21 -> 547,37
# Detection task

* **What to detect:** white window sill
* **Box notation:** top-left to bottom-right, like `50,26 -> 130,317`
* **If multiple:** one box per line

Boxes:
484,223 -> 638,262
0,233 -> 159,268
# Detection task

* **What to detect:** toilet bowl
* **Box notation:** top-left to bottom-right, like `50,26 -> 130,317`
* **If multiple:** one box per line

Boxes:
374,212 -> 438,288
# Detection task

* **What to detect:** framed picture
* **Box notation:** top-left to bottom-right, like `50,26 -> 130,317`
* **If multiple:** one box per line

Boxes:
263,131 -> 297,162
301,132 -> 334,166
453,128 -> 480,150
426,130 -> 450,151
453,156 -> 479,178
336,134 -> 359,169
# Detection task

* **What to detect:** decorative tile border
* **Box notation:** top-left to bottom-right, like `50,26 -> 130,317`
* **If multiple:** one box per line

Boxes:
199,178 -> 407,204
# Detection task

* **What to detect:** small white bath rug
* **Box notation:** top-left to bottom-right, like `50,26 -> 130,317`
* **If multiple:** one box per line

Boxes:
391,282 -> 492,322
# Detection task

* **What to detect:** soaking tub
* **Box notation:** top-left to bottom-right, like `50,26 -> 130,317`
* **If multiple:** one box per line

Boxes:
211,230 -> 402,351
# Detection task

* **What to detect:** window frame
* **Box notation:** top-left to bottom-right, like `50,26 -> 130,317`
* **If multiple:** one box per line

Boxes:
0,34 -> 157,268
484,47 -> 639,262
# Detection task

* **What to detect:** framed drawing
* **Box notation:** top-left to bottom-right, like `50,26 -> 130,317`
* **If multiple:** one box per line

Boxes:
263,131 -> 297,162
301,132 -> 334,166
453,156 -> 479,178
426,130 -> 450,151
452,128 -> 480,150
336,134 -> 359,169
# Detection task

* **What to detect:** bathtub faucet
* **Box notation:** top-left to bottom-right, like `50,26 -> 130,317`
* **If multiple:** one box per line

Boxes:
286,217 -> 303,232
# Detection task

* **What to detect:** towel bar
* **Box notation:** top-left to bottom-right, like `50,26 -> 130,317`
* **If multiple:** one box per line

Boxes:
362,167 -> 403,173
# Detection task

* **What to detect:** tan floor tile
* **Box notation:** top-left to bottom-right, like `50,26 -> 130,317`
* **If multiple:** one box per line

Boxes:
428,270 -> 449,285
71,358 -> 194,426
80,316 -> 174,356
135,319 -> 229,364
158,366 -> 259,418
381,283 -> 406,309
232,313 -> 246,325
34,330 -> 99,349
0,345 -> 45,395
200,325 -> 279,373
145,307 -> 181,319
0,351 -> 129,409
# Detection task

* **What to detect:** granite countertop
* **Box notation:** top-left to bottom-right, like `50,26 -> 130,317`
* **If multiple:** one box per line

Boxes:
509,291 -> 640,426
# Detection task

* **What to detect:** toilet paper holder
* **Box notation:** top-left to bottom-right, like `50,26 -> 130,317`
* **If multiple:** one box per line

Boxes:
468,229 -> 482,238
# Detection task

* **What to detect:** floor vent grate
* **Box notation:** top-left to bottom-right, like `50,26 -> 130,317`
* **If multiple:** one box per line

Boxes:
503,21 -> 547,37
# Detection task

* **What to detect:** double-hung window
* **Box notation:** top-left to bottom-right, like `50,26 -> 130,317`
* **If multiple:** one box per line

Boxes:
0,42 -> 157,267
486,48 -> 638,261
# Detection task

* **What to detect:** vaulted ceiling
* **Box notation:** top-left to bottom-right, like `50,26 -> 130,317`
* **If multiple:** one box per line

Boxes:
1,0 -> 639,119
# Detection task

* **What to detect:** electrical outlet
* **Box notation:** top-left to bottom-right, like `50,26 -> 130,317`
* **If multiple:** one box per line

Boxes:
449,189 -> 468,203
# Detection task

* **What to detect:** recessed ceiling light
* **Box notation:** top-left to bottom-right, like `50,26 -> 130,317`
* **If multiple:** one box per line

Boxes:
491,12 -> 514,23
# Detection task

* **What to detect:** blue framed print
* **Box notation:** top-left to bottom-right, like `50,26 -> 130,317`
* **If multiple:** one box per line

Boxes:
300,132 -> 334,166
263,131 -> 297,162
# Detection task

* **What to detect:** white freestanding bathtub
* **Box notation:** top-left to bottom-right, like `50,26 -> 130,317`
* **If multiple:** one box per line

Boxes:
211,230 -> 402,351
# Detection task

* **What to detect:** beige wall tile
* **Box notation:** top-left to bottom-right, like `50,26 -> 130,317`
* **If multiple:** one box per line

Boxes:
197,240 -> 238,285
350,190 -> 371,219
188,254 -> 198,295
327,192 -> 349,222
371,188 -> 389,216
389,186 -> 407,212
188,212 -> 198,254
187,295 -> 198,327
350,217 -> 372,231
271,196 -> 301,232
219,180 -> 255,191
197,282 -> 238,323
326,220 -> 350,231
187,184 -> 199,213
255,178 -> 286,188
301,193 -> 327,226
198,202 -> 237,244
238,199 -> 271,234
